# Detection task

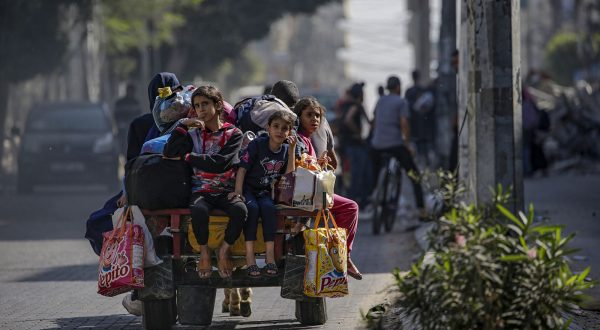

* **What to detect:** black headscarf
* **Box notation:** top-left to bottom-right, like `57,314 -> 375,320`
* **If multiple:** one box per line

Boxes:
126,72 -> 180,160
147,72 -> 180,111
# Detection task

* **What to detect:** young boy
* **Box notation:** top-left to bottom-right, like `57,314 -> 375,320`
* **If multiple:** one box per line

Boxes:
233,111 -> 297,277
165,85 -> 247,279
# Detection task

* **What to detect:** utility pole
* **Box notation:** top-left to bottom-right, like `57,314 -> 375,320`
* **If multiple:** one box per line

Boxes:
407,0 -> 430,81
436,0 -> 457,169
458,0 -> 524,212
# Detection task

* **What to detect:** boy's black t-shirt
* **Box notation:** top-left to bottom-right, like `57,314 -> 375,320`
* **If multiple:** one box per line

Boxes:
239,136 -> 289,194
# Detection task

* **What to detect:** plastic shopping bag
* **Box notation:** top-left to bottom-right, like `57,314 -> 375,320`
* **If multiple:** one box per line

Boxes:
274,166 -> 334,211
292,167 -> 318,210
303,210 -> 348,298
98,207 -> 144,297
314,168 -> 335,210
152,85 -> 195,132
273,172 -> 295,206
112,206 -> 162,268
141,134 -> 171,155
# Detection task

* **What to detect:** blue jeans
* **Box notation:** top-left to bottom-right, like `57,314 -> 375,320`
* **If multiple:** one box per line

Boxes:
345,145 -> 372,205
243,190 -> 277,242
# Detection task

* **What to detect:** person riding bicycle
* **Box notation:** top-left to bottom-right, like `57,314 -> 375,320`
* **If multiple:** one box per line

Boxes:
370,75 -> 426,220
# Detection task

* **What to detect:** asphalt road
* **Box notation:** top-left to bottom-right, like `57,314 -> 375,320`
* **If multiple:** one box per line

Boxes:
0,182 -> 420,330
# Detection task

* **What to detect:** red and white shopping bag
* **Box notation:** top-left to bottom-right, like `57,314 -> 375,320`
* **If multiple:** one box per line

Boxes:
98,207 -> 144,297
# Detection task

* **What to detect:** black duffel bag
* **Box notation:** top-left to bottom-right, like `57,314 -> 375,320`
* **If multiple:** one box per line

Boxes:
125,154 -> 192,210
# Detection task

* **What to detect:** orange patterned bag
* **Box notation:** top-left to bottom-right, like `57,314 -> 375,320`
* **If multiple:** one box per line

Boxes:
303,209 -> 348,298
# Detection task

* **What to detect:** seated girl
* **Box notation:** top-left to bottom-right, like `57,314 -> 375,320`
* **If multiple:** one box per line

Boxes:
293,97 -> 363,280
165,85 -> 247,279
234,111 -> 297,277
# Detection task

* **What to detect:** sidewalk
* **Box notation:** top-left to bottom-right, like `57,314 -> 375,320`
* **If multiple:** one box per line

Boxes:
525,173 -> 600,329
412,173 -> 600,329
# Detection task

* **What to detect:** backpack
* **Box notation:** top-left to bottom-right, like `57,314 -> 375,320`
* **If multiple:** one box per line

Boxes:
234,94 -> 297,133
414,91 -> 434,114
124,154 -> 192,210
84,192 -> 122,256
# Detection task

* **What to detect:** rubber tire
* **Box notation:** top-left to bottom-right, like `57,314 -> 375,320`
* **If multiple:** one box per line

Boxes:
295,298 -> 327,325
371,167 -> 387,235
383,170 -> 402,233
177,286 -> 216,326
142,298 -> 176,330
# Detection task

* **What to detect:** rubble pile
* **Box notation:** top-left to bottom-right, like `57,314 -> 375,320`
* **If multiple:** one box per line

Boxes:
529,80 -> 600,173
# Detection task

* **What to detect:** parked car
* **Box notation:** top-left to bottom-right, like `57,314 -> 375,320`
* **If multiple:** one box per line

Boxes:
16,102 -> 120,193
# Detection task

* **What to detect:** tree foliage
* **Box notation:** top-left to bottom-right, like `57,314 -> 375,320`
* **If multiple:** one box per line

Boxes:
101,0 -> 338,83
101,0 -> 201,78
544,32 -> 580,85
395,175 -> 593,330
169,0 -> 338,81
0,0 -> 85,83
0,0 -> 88,161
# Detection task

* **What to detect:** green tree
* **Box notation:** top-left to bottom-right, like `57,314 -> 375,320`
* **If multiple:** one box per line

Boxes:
0,0 -> 338,166
544,32 -> 581,85
101,0 -> 201,79
166,0 -> 338,81
0,0 -> 87,165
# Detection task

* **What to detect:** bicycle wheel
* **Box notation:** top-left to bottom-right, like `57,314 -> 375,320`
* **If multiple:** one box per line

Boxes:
371,166 -> 387,235
383,163 -> 402,232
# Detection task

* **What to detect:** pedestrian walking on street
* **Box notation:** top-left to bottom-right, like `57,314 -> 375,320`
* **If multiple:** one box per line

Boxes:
405,70 -> 437,167
337,82 -> 372,208
114,83 -> 142,152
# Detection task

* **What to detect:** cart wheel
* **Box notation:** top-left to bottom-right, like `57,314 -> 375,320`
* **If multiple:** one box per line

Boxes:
295,297 -> 327,325
142,297 -> 177,330
177,285 -> 216,326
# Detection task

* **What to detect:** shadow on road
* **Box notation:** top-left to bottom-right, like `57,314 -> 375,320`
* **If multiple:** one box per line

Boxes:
47,316 -> 314,329
208,318 -> 311,329
47,315 -> 140,329
14,264 -> 97,282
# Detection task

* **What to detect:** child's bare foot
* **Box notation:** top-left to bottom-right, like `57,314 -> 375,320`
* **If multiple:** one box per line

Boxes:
347,258 -> 363,280
197,253 -> 212,279
217,245 -> 233,278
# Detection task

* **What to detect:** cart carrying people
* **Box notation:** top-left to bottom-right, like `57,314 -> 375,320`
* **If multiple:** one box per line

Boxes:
94,83 -> 351,329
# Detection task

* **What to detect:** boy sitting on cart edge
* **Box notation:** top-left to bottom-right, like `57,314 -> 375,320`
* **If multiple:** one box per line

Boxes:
234,111 -> 297,277
164,85 -> 247,279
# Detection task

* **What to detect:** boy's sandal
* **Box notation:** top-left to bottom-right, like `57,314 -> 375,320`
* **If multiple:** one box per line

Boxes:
263,263 -> 278,276
197,257 -> 212,279
246,264 -> 261,278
